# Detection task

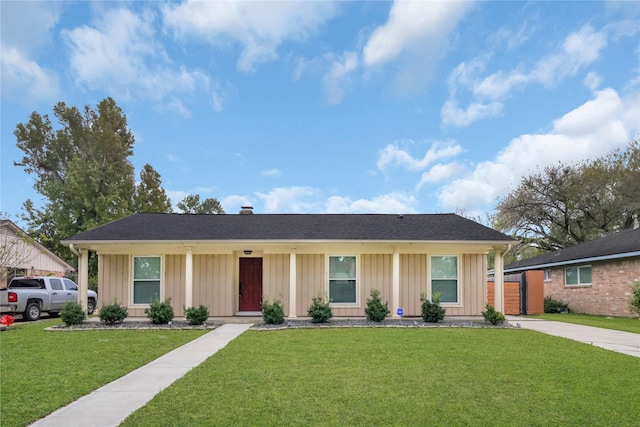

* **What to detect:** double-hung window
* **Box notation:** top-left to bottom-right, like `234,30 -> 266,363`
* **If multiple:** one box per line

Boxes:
431,255 -> 458,304
565,265 -> 591,286
328,255 -> 357,304
133,256 -> 161,304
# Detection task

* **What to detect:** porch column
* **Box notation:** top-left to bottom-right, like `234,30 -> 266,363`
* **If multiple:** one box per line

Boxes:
78,248 -> 89,313
493,248 -> 504,312
392,247 -> 400,318
288,250 -> 297,319
185,248 -> 193,308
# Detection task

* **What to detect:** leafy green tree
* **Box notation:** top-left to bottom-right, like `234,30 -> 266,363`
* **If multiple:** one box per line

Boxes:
176,194 -> 225,214
495,141 -> 640,256
14,98 -> 136,260
134,164 -> 172,213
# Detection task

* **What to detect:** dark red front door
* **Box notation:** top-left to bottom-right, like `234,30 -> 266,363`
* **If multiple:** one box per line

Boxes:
239,258 -> 263,311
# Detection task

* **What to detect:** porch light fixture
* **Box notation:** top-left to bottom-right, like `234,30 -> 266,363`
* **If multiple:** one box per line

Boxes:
244,250 -> 253,255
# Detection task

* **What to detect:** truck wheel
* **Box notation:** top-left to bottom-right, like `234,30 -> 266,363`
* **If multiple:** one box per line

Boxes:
24,302 -> 41,321
87,299 -> 96,315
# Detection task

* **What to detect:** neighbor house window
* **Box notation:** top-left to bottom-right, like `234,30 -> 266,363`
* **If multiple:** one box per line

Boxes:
431,256 -> 458,304
328,255 -> 357,304
544,269 -> 552,281
133,256 -> 161,304
565,265 -> 591,286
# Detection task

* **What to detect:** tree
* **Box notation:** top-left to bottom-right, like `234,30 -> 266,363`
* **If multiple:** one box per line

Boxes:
133,164 -> 172,213
495,141 -> 640,257
176,195 -> 225,214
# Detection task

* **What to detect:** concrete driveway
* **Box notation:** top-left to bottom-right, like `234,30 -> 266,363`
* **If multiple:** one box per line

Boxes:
507,316 -> 640,358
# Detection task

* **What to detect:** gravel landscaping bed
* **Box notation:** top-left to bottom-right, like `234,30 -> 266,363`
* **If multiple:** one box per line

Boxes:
253,318 -> 511,330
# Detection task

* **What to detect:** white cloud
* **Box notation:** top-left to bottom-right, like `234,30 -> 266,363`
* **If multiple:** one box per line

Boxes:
324,193 -> 417,214
256,186 -> 319,213
0,2 -> 61,104
445,25 -> 610,127
164,100 -> 192,118
441,100 -> 503,128
363,1 -> 471,67
162,1 -> 338,72
262,168 -> 282,178
376,141 -> 463,173
0,47 -> 60,103
221,195 -> 254,214
437,88 -> 638,212
322,51 -> 358,104
417,163 -> 465,189
62,8 -> 209,104
583,71 -> 602,91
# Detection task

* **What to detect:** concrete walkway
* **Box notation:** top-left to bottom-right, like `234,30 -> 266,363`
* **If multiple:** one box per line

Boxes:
29,323 -> 253,427
507,316 -> 640,358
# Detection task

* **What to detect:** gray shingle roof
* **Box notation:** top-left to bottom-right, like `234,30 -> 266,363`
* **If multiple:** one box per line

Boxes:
504,227 -> 640,271
64,213 -> 514,243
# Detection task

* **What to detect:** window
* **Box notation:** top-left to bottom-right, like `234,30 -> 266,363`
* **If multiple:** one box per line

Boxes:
431,256 -> 458,304
49,278 -> 63,291
63,279 -> 78,291
543,269 -> 552,281
133,256 -> 161,304
565,266 -> 591,286
328,255 -> 357,304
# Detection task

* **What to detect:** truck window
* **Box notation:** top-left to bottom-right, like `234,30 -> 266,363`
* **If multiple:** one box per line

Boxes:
9,278 -> 45,289
49,278 -> 64,290
63,279 -> 78,291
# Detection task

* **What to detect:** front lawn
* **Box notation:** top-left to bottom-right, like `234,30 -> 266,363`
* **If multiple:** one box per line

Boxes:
0,319 -> 208,427
123,328 -> 640,426
529,313 -> 640,334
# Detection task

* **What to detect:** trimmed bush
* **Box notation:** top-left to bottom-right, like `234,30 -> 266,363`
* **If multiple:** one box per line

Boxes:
629,281 -> 640,317
145,299 -> 174,324
185,305 -> 209,325
421,292 -> 446,323
365,289 -> 390,322
544,296 -> 570,314
482,304 -> 506,325
262,297 -> 285,325
61,302 -> 86,326
99,301 -> 128,325
307,294 -> 333,323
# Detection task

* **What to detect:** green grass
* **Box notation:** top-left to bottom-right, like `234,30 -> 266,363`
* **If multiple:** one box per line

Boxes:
529,313 -> 640,334
123,329 -> 640,426
0,319 -> 208,427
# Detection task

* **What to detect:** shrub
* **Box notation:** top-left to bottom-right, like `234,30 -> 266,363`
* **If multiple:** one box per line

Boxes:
482,304 -> 506,325
145,299 -> 174,324
420,292 -> 446,323
185,305 -> 209,325
544,296 -> 570,314
307,294 -> 333,323
262,297 -> 285,324
99,301 -> 128,325
61,302 -> 86,326
365,289 -> 390,322
629,281 -> 640,317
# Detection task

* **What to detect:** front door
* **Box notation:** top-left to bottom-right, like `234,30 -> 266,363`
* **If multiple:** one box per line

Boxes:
239,258 -> 263,311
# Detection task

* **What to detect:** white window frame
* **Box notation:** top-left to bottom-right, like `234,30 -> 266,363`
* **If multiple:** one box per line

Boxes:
543,269 -> 552,281
131,255 -> 163,306
327,255 -> 359,306
429,255 -> 460,305
564,265 -> 591,286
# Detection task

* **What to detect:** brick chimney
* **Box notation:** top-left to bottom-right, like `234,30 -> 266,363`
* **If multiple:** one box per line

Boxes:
239,206 -> 254,215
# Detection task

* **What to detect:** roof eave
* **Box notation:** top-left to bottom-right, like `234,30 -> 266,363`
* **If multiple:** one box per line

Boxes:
504,250 -> 640,272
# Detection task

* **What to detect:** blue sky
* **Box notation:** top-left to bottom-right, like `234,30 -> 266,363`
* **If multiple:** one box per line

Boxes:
1,1 -> 639,224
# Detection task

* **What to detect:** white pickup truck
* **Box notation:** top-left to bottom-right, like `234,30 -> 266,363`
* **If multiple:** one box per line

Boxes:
0,276 -> 97,321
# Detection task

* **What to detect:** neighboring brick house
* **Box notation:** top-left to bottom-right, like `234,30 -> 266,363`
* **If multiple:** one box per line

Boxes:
504,228 -> 640,317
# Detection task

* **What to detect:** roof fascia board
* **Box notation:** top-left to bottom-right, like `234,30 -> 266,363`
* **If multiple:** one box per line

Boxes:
2,220 -> 75,271
504,251 -> 640,272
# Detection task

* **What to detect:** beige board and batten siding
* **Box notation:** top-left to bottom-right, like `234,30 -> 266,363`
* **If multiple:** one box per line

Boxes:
262,254 -> 290,315
98,254 -> 143,315
164,255 -> 185,316
400,254 -> 428,317
192,254 -> 235,316
296,254 -> 325,316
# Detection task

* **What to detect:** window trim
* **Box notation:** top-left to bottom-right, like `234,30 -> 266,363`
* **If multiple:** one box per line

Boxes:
327,254 -> 359,307
429,255 -> 461,306
564,265 -> 592,286
131,255 -> 163,306
543,269 -> 552,282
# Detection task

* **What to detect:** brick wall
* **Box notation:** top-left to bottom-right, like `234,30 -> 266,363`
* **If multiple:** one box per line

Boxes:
545,257 -> 640,317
